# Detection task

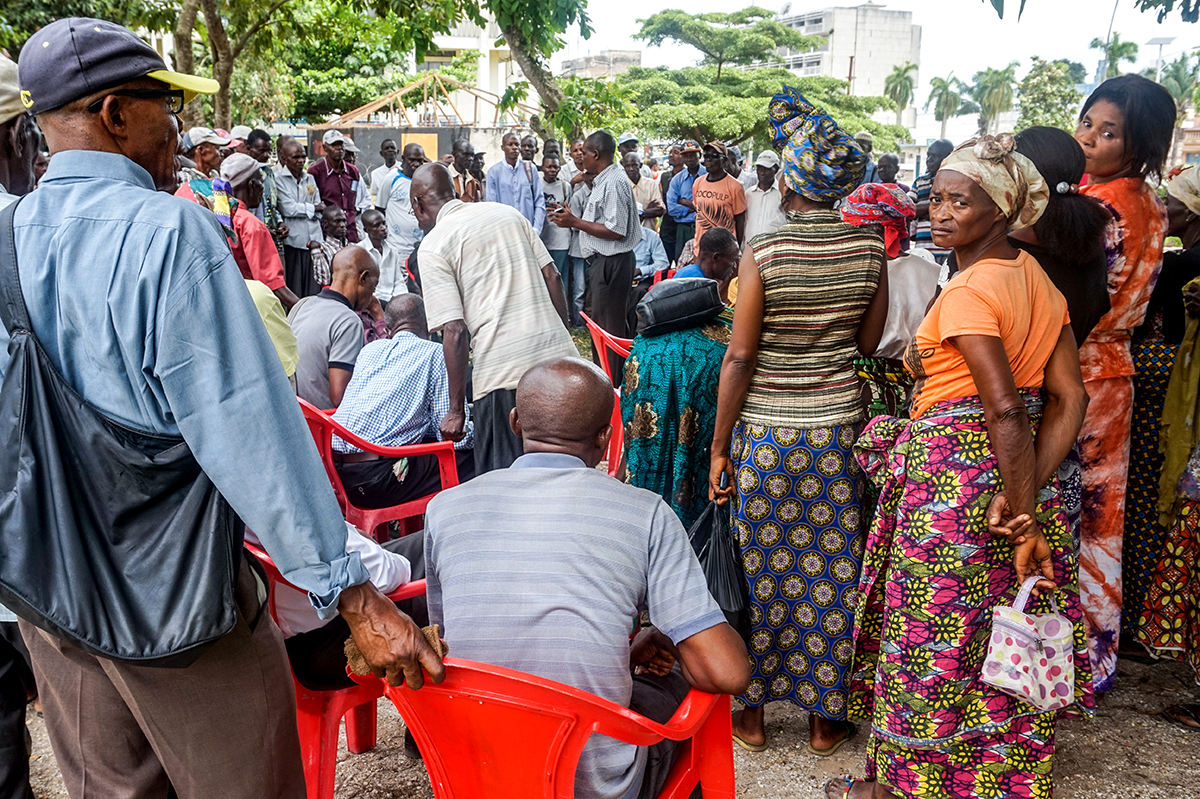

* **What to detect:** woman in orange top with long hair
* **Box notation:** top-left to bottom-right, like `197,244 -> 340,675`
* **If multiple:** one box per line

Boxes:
1072,74 -> 1176,693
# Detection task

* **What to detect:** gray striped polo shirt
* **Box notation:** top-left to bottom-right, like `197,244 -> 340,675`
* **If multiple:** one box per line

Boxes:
425,452 -> 724,799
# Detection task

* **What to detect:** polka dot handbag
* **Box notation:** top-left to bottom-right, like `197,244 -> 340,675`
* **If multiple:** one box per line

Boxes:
982,576 -> 1075,711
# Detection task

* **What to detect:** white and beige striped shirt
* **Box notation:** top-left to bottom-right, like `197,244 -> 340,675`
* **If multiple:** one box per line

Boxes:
420,199 -> 577,399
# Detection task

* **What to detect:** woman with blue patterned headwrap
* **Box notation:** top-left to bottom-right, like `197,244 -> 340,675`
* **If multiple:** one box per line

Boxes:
708,87 -> 888,755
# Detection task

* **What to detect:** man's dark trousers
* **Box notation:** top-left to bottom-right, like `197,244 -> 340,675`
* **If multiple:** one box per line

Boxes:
586,250 -> 635,385
0,625 -> 34,799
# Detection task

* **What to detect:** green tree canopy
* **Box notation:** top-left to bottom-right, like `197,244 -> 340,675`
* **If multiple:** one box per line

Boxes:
1016,56 -> 1082,132
984,0 -> 1198,22
635,8 -> 823,84
1052,59 -> 1088,84
611,65 -> 908,154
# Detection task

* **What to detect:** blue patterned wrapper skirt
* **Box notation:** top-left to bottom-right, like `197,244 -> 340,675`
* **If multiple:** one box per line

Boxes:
731,420 -> 865,719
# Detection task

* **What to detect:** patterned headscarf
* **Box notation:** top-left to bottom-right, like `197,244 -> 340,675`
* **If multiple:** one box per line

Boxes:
769,86 -> 866,202
840,183 -> 916,258
1168,165 -> 1200,218
938,134 -> 1049,230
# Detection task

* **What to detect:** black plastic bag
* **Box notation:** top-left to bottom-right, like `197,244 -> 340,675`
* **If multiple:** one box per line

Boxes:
687,501 -> 749,616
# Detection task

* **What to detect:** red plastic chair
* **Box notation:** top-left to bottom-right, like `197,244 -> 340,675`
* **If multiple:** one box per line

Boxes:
580,312 -> 632,386
298,398 -> 461,542
246,542 -> 427,799
606,388 -> 624,479
356,657 -> 735,799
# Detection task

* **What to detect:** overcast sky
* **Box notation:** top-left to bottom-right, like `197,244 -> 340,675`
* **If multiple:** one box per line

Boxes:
554,0 -> 1199,140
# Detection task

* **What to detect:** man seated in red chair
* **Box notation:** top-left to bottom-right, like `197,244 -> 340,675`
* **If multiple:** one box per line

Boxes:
424,357 -> 751,799
247,522 -> 426,690
331,294 -> 475,508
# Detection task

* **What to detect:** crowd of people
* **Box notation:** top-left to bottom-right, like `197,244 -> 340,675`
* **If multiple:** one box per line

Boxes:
1,15 -> 1199,799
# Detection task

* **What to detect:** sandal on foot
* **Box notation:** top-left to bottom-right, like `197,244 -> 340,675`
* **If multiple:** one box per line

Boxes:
1161,703 -> 1200,732
731,730 -> 767,752
824,774 -> 861,798
807,722 -> 858,756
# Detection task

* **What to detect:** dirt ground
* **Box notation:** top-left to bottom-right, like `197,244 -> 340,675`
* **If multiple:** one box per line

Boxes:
25,656 -> 1200,798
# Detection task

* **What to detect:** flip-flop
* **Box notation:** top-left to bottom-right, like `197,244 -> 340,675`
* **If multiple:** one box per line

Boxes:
823,774 -> 861,797
731,730 -> 768,752
1160,703 -> 1200,732
807,722 -> 858,756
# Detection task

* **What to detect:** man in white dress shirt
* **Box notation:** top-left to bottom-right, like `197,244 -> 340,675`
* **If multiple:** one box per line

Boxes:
375,143 -> 426,274
357,209 -> 407,303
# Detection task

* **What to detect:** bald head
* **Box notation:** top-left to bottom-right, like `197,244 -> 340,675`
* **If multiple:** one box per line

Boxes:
384,294 -> 428,338
512,358 -> 614,466
329,246 -> 379,312
411,162 -> 456,233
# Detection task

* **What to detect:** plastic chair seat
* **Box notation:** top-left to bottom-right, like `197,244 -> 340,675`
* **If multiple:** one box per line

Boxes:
355,658 -> 734,799
245,542 -> 426,799
298,398 -> 461,541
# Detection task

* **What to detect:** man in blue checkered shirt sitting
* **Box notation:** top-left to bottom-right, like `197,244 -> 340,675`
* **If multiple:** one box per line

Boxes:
331,295 -> 476,507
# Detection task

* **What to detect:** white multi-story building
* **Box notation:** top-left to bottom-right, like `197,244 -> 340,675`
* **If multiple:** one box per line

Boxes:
763,3 -> 922,128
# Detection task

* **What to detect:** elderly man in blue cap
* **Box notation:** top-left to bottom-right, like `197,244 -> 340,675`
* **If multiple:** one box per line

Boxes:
5,18 -> 442,798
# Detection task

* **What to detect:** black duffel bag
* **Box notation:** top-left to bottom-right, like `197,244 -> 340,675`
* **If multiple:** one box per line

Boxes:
0,200 -> 242,667
635,277 -> 724,337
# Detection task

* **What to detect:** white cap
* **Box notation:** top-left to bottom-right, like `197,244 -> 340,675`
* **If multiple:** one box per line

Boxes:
187,127 -> 231,147
343,138 -> 360,153
322,129 -> 348,146
754,151 -> 780,168
229,125 -> 253,140
618,132 -> 638,145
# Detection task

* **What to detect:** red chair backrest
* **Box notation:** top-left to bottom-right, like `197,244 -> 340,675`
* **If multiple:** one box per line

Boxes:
607,388 -> 623,479
245,541 -> 426,610
580,312 -> 632,386
362,658 -> 723,799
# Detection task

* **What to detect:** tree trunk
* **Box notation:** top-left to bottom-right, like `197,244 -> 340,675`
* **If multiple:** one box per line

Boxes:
940,117 -> 948,139
499,24 -> 570,136
173,0 -> 202,129
896,106 -> 904,126
199,0 -> 233,129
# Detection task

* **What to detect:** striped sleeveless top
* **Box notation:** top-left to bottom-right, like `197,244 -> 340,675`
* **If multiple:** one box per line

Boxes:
741,209 -> 885,428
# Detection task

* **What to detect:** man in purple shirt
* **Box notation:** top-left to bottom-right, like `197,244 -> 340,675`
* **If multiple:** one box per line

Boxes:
308,129 -> 361,242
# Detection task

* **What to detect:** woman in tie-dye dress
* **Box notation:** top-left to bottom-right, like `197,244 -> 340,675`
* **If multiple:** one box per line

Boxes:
1072,75 -> 1176,692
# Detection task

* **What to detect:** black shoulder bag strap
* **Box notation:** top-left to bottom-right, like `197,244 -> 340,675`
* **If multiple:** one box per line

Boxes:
0,200 -> 29,336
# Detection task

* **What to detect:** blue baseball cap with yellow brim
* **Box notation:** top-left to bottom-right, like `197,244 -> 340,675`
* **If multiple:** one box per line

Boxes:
17,17 -> 218,115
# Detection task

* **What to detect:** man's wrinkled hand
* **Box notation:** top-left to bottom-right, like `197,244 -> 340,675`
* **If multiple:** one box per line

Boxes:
439,409 -> 466,442
630,628 -> 676,677
339,582 -> 445,689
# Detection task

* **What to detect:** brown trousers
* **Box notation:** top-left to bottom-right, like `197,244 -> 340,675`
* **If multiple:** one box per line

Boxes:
20,558 -> 305,799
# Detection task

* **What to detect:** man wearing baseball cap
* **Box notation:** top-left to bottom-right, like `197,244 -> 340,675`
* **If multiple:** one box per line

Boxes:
181,126 -> 230,181
309,128 -> 361,242
665,140 -> 705,255
9,18 -> 441,797
853,129 -> 880,186
617,131 -> 651,178
744,149 -> 787,242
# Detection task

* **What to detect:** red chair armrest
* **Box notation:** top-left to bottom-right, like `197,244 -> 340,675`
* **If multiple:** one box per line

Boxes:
386,579 -> 426,602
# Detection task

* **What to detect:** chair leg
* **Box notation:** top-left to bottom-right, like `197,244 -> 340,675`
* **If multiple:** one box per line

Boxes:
295,689 -> 342,799
693,696 -> 735,799
345,699 -> 378,754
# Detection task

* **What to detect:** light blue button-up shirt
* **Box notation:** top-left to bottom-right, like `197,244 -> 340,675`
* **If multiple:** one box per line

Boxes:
0,152 -> 369,618
485,158 -> 545,234
666,166 -> 707,224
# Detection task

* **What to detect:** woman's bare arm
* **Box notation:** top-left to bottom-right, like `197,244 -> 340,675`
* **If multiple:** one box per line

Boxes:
709,247 -> 764,504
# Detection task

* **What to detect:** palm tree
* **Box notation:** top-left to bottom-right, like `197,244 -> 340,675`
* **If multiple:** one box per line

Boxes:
926,74 -> 967,139
971,61 -> 1019,135
1089,32 -> 1139,79
884,62 -> 918,126
1150,53 -> 1200,164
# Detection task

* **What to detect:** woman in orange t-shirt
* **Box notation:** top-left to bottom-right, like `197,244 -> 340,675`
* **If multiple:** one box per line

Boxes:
830,136 -> 1093,799
1072,75 -> 1176,693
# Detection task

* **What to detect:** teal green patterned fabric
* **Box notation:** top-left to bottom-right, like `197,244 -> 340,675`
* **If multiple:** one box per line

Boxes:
622,311 -> 733,529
